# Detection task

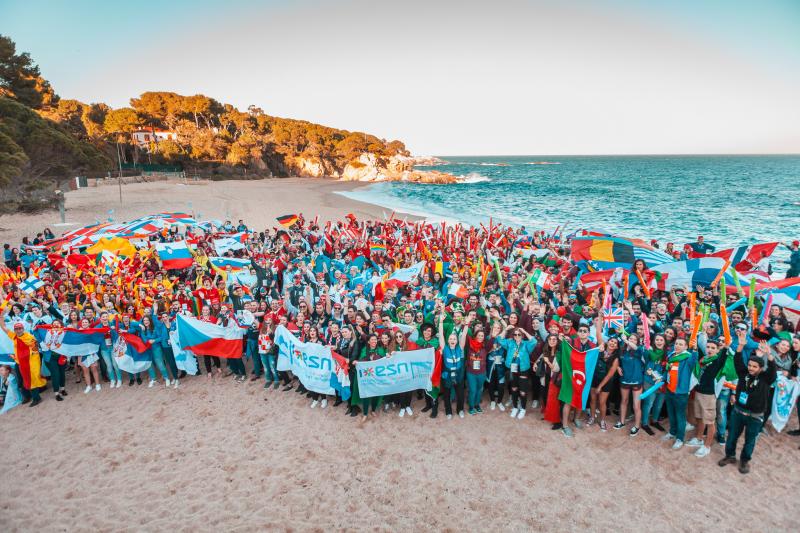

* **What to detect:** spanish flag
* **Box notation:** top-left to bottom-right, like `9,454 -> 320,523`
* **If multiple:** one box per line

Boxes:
276,214 -> 299,228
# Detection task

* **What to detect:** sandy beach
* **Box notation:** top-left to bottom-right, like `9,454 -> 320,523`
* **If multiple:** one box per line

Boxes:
0,178 -> 395,245
0,178 -> 797,532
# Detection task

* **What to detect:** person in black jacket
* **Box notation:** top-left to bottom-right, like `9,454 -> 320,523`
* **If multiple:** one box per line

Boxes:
718,330 -> 777,474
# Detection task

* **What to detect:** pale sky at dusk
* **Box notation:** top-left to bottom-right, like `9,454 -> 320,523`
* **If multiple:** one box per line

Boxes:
3,0 -> 799,155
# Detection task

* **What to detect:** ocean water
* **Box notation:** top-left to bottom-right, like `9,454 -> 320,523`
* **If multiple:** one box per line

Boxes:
337,155 -> 800,264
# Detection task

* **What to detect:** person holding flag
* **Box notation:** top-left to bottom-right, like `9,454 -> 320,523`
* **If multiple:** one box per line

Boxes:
1,309 -> 45,407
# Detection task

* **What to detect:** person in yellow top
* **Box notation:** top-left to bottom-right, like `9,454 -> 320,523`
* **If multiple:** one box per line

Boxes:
0,315 -> 46,407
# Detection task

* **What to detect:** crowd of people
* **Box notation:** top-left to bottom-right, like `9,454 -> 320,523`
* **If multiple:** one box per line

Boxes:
2,212 -> 800,476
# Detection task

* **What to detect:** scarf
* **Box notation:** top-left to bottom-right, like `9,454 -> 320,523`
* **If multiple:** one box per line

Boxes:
648,348 -> 665,363
666,350 -> 691,393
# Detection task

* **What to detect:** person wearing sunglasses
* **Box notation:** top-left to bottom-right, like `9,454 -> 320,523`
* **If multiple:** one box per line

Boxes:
498,325 -> 537,420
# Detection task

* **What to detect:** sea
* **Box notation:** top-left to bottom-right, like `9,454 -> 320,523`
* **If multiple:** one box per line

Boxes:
337,155 -> 800,269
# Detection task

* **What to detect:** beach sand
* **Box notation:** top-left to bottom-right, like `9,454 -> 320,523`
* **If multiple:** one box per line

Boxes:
0,178 -> 797,532
0,177 -> 394,245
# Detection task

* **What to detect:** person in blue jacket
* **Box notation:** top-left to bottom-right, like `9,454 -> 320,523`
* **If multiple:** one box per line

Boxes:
661,336 -> 698,450
498,325 -> 537,421
437,313 -> 468,419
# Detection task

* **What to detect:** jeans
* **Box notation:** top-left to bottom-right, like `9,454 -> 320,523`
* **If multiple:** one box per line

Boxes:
715,389 -> 731,443
665,392 -> 689,441
44,351 -> 66,392
147,344 -> 171,381
725,408 -> 762,462
486,367 -> 505,403
247,339 -> 262,375
261,353 -> 279,383
99,346 -> 123,382
466,372 -> 484,409
162,345 -> 178,378
641,389 -> 665,426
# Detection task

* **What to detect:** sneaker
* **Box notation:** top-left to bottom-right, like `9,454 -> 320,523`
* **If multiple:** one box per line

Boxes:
84,385 -> 92,394
686,437 -> 704,447
600,420 -> 608,432
695,446 -> 710,458
406,407 -> 413,416
652,421 -> 666,432
685,423 -> 695,432
458,411 -> 465,419
95,383 -> 101,392
661,433 -> 676,442
173,379 -> 179,389
613,421 -> 625,430
672,439 -> 684,450
321,398 -> 328,409
310,400 -> 319,409
30,397 -> 41,407
165,379 -> 171,387
629,426 -> 640,437
399,409 -> 405,418
516,408 -> 526,420
551,423 -> 563,431
574,418 -> 584,429
469,408 -> 476,415
490,401 -> 497,411
447,414 -> 453,420
476,406 -> 483,413
55,393 -> 64,401
562,427 -> 574,438
787,429 -> 800,436
718,456 -> 737,467
641,425 -> 654,436
384,403 -> 390,412
586,417 -> 596,426
510,408 -> 519,418
148,380 -> 156,388
497,402 -> 506,412
531,400 -> 540,409
738,461 -> 750,474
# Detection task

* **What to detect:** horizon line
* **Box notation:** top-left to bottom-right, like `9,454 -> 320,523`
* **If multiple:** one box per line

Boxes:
428,153 -> 800,158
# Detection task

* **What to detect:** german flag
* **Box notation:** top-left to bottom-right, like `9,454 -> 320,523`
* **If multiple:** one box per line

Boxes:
276,214 -> 299,228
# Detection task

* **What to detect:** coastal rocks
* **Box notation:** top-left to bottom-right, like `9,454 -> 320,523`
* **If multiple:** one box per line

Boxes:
341,153 -> 458,184
288,156 -> 340,178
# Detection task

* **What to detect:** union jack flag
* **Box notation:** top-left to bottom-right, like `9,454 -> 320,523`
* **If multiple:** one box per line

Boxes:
603,306 -> 625,331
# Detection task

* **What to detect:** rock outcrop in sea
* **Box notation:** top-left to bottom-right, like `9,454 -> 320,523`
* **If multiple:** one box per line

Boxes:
286,153 -> 457,184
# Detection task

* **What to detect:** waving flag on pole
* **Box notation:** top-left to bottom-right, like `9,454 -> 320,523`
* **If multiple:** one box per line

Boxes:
154,241 -> 193,269
603,307 -> 625,330
557,341 -> 600,410
689,242 -> 779,272
571,236 -> 673,269
176,314 -> 244,359
373,261 -> 426,300
648,257 -> 734,291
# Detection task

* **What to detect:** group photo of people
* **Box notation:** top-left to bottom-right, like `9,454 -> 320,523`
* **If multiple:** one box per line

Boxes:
3,212 -> 800,477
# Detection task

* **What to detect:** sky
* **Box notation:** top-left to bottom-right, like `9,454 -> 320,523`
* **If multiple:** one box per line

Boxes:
3,0 -> 799,155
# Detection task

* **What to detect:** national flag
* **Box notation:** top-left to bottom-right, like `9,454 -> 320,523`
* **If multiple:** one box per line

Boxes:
35,325 -> 110,357
603,306 -> 625,330
86,236 -> 138,257
98,250 -> 121,273
176,314 -> 244,359
208,257 -> 251,272
762,285 -> 800,315
111,330 -> 153,373
19,275 -> 44,294
447,283 -> 469,299
154,241 -> 194,270
528,268 -> 552,290
373,261 -> 426,300
648,257 -> 733,291
557,341 -> 600,410
213,235 -> 247,255
571,236 -> 673,269
434,261 -> 451,278
276,214 -> 299,228
329,351 -> 352,401
578,269 -> 617,292
690,242 -> 779,272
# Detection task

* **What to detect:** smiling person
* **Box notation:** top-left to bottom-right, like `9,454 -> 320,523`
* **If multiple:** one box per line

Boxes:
1,313 -> 45,407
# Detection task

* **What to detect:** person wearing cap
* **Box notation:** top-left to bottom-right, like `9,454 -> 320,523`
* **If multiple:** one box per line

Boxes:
783,240 -> 800,278
719,330 -> 777,474
1,307 -> 46,407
